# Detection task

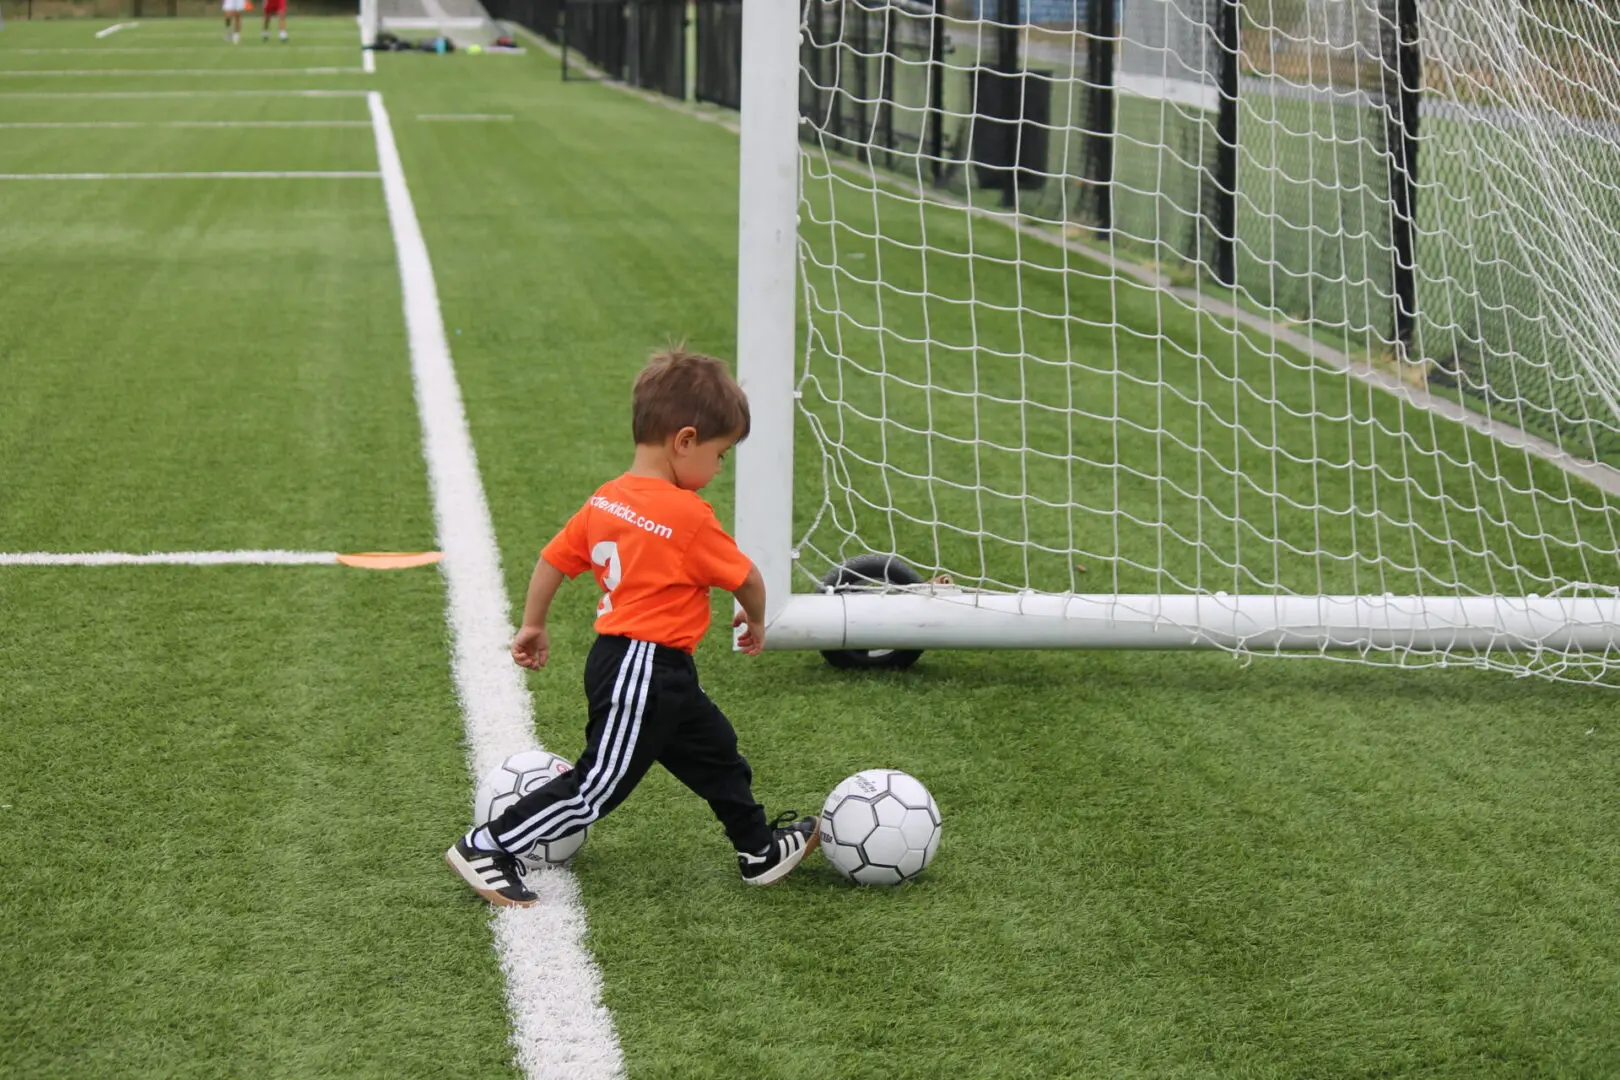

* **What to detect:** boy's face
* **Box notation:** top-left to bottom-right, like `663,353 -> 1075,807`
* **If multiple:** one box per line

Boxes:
670,428 -> 739,491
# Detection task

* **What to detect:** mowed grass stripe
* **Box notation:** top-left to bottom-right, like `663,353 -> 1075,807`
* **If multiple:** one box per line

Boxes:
0,50 -> 364,72
381,46 -> 1620,1080
0,179 -> 423,554
2,45 -> 360,55
0,569 -> 519,1079
0,93 -> 369,120
0,126 -> 377,187
0,171 -> 379,179
0,67 -> 364,77
0,89 -> 370,101
3,17 -> 363,45
0,120 -> 372,128
0,58 -> 522,1077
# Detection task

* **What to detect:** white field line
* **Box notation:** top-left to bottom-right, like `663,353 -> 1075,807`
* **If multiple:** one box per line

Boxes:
363,49 -> 375,74
0,89 -> 368,99
0,550 -> 337,566
95,22 -> 138,38
367,89 -> 624,1080
416,113 -> 514,121
0,120 -> 370,128
0,171 -> 379,180
0,68 -> 366,78
93,33 -> 360,44
6,46 -> 356,54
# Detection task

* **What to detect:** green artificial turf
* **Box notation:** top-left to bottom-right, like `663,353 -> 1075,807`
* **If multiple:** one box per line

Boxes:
3,17 -> 1619,1080
0,570 -> 520,1079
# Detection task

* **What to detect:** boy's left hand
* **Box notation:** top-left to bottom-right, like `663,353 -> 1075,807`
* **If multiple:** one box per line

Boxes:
733,611 -> 766,656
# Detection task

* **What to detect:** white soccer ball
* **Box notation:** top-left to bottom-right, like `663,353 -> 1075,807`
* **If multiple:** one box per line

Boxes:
474,748 -> 589,871
819,769 -> 941,885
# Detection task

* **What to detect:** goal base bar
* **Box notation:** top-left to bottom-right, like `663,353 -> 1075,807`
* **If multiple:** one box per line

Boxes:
765,592 -> 1620,652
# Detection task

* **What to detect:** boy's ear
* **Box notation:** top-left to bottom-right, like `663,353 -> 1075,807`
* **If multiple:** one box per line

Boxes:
672,425 -> 700,452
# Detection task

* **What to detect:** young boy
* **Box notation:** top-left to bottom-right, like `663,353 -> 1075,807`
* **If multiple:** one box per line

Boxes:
445,349 -> 818,908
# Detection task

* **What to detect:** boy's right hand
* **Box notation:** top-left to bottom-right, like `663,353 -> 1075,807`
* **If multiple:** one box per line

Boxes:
511,625 -> 549,670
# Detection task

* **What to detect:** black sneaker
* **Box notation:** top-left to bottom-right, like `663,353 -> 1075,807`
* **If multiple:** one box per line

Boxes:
445,836 -> 538,907
738,812 -> 820,886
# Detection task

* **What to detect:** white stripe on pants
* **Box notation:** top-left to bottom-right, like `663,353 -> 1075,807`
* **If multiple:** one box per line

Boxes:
496,639 -> 654,852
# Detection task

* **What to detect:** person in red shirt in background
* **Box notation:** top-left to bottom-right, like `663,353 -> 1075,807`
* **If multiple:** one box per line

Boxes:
446,348 -> 818,908
261,0 -> 287,42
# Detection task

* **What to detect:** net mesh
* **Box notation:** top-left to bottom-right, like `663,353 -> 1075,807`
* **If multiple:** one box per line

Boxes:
793,0 -> 1620,681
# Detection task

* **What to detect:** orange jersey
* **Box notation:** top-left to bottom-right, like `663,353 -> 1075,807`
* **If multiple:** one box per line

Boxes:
540,473 -> 754,653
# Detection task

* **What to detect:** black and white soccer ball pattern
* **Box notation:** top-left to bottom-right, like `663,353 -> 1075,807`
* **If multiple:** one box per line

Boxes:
820,769 -> 942,885
474,748 -> 589,872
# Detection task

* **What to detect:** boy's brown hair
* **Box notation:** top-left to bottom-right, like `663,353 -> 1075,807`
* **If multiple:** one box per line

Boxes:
632,347 -> 752,445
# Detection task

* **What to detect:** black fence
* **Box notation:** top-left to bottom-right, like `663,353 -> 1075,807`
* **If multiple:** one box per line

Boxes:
798,0 -> 1421,348
799,1 -> 1122,224
694,0 -> 742,109
564,0 -> 630,77
627,0 -> 686,99
484,0 -> 564,39
487,0 -> 689,98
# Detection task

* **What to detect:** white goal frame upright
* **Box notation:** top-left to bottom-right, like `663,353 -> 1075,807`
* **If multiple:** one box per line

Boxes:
732,0 -> 1620,664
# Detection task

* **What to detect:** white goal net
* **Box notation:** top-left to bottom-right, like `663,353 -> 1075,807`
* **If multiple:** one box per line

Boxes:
735,0 -> 1620,682
365,0 -> 503,47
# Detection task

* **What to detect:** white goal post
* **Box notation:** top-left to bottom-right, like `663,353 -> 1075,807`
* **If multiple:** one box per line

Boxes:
734,0 -> 1620,681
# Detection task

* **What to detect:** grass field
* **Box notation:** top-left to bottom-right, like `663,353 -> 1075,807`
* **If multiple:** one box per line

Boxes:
3,15 -> 1620,1080
796,157 -> 1620,606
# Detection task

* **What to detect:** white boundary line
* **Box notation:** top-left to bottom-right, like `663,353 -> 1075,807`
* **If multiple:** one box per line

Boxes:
0,550 -> 337,566
0,89 -> 368,99
95,22 -> 138,38
0,120 -> 371,128
363,49 -> 376,74
0,68 -> 366,78
6,46 -> 357,55
92,34 -> 360,44
0,171 -> 380,180
416,113 -> 514,121
367,89 -> 624,1080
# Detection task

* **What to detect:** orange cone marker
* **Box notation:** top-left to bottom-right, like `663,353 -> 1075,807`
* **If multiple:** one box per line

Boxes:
336,552 -> 444,570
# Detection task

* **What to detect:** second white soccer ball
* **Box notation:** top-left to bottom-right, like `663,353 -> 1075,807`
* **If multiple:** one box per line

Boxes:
819,769 -> 942,885
474,748 -> 589,872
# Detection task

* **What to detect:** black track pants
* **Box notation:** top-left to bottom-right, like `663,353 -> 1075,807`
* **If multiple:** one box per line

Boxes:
485,635 -> 771,856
